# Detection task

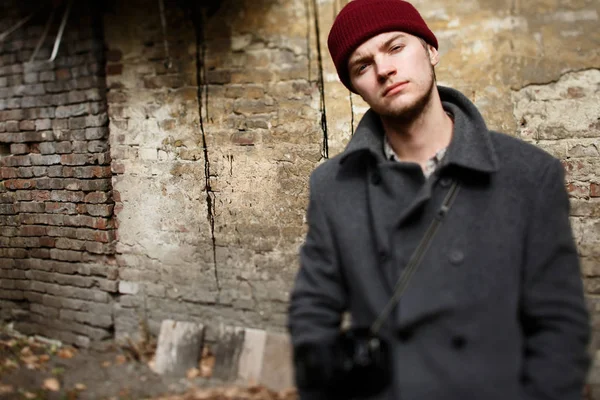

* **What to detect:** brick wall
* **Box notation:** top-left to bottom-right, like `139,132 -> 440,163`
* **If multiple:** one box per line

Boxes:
0,1 -> 116,347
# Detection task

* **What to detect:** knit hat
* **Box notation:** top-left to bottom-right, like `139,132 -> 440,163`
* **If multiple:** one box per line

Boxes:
327,0 -> 438,92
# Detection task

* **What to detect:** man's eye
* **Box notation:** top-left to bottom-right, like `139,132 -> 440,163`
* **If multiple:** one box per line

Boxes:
391,45 -> 403,52
355,64 -> 368,74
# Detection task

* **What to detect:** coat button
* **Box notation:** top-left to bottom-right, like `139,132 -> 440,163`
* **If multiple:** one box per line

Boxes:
439,177 -> 452,188
451,335 -> 467,350
449,250 -> 464,265
371,172 -> 382,185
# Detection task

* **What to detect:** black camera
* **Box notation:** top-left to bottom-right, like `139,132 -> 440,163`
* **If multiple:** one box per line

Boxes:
293,328 -> 392,398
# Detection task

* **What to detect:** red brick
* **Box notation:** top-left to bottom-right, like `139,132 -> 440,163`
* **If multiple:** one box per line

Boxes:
0,168 -> 18,179
84,192 -> 109,204
19,226 -> 47,236
45,202 -> 77,214
0,109 -> 24,121
55,68 -> 71,80
93,230 -> 115,243
18,202 -> 45,213
567,183 -> 589,198
31,190 -> 51,202
4,179 -> 35,190
0,248 -> 27,258
592,183 -> 600,198
39,237 -> 56,247
111,162 -> 125,174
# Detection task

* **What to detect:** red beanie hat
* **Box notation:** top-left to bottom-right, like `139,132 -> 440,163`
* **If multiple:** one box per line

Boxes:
327,0 -> 438,92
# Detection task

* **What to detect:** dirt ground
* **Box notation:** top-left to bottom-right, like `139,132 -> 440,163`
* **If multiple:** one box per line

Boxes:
0,325 -> 297,400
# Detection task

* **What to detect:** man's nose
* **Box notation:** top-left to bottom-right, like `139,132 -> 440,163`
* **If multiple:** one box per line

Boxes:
376,57 -> 396,81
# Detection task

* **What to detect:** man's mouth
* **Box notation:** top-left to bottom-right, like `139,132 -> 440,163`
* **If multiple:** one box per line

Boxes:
382,81 -> 408,97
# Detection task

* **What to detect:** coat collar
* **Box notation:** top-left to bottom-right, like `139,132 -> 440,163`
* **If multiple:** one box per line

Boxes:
338,86 -> 500,174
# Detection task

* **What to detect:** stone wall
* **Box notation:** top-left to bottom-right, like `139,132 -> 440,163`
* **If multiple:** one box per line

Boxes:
103,0 -> 322,340
0,1 -> 116,347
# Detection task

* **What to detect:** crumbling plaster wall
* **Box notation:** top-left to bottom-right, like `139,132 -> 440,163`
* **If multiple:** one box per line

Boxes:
104,0 -> 600,348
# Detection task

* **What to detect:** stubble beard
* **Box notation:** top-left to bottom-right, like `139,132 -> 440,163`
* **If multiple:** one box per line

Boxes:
375,66 -> 436,124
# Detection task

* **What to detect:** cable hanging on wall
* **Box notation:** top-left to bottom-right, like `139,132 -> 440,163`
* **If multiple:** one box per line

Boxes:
0,10 -> 37,42
158,0 -> 172,69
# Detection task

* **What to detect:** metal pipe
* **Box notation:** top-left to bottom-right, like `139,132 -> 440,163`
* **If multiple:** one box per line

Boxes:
0,11 -> 36,42
29,8 -> 56,63
48,0 -> 73,62
158,0 -> 172,69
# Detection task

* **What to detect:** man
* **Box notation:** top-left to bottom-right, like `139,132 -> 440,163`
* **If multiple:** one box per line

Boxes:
287,0 -> 591,399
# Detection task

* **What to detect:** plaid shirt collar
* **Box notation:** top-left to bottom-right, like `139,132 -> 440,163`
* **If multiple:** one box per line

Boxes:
383,137 -> 447,178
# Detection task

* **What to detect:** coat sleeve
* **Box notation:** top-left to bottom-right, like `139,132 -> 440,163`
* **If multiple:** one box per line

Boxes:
287,174 -> 347,400
520,158 -> 591,400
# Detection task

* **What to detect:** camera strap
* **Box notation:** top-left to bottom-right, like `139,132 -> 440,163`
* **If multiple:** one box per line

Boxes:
370,180 -> 461,335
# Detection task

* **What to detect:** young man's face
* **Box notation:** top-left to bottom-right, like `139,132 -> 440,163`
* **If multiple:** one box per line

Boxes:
348,31 -> 439,121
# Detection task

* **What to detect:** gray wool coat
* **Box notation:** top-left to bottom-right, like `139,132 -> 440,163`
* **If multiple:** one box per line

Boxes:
288,86 -> 590,400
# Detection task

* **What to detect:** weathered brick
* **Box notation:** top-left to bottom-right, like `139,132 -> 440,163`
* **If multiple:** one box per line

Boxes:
31,167 -> 48,177
16,166 -> 35,178
35,178 -> 64,190
85,241 -> 114,254
30,190 -> 51,201
71,140 -> 88,153
0,155 -> 31,167
55,141 -> 72,154
50,190 -> 84,203
35,119 -> 52,130
19,120 -> 35,131
10,237 -> 40,248
39,142 -> 56,154
85,204 -> 114,217
29,248 -> 50,259
0,248 -> 27,258
61,154 -> 89,165
19,225 -> 47,236
50,249 -> 83,262
0,109 -> 24,121
47,166 -> 63,177
45,202 -> 77,214
592,183 -> 600,198
0,204 -> 16,214
67,90 -> 87,104
84,88 -> 104,101
88,140 -> 108,153
60,309 -> 113,328
0,167 -> 18,179
85,127 -> 108,140
68,116 -> 87,129
39,71 -> 55,82
0,289 -> 24,300
10,144 -> 29,155
39,237 -> 55,247
56,103 -> 91,118
56,238 -> 87,251
0,193 -> 15,203
18,202 -> 45,213
4,121 -> 19,132
0,269 -> 26,279
4,179 -> 35,190
52,118 -> 68,130
86,113 -> 108,127
30,154 -> 61,165
80,179 -> 111,192
22,107 -> 53,120
30,303 -> 59,318
56,68 -> 71,80
84,191 -> 110,203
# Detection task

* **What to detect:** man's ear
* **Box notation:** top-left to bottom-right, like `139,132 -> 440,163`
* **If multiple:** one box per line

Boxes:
428,45 -> 439,67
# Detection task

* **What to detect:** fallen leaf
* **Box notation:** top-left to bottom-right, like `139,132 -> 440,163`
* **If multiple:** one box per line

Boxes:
102,360 -> 111,368
115,354 -> 127,365
20,346 -> 32,356
43,377 -> 61,391
23,391 -> 37,399
39,354 -> 50,362
4,359 -> 18,369
57,348 -> 75,359
0,384 -> 13,394
186,368 -> 200,379
74,383 -> 87,391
